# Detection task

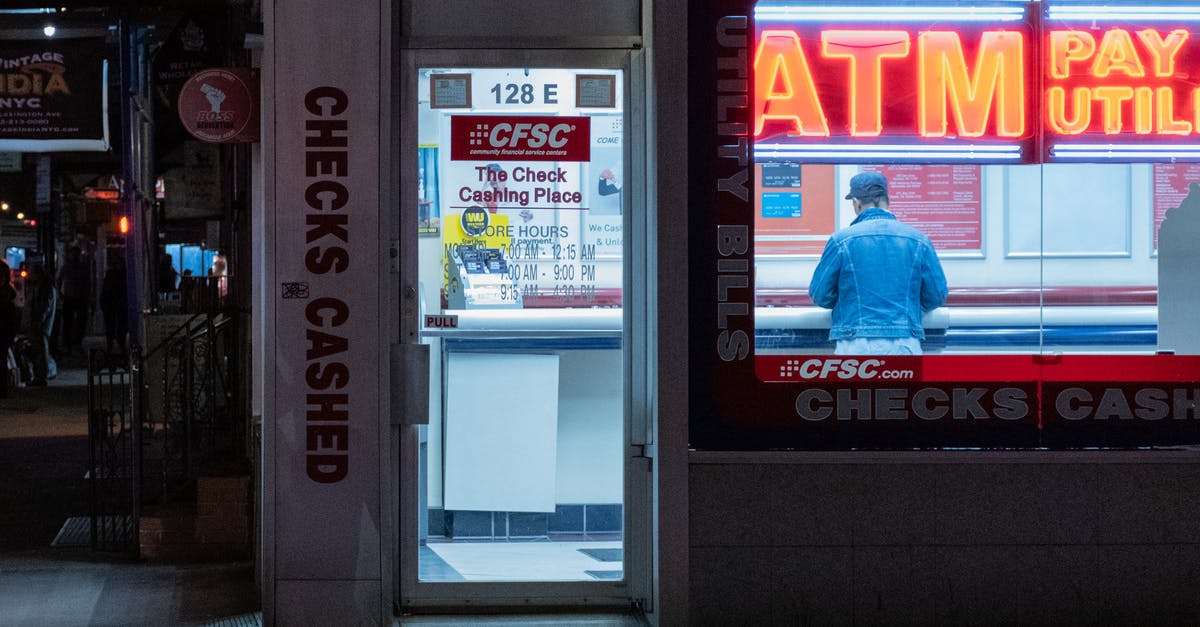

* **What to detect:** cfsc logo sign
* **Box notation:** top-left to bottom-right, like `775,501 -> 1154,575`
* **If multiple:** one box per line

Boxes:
451,115 -> 591,162
775,358 -> 921,381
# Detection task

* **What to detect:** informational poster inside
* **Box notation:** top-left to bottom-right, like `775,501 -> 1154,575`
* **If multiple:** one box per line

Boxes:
444,113 -> 594,306
434,68 -> 624,309
754,163 -> 836,255
584,114 -> 622,258
1152,163 -> 1200,250
0,39 -> 109,151
863,165 -> 983,252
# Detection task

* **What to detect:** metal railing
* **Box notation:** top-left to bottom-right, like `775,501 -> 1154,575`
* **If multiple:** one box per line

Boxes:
87,348 -> 140,556
143,311 -> 244,505
87,307 -> 246,557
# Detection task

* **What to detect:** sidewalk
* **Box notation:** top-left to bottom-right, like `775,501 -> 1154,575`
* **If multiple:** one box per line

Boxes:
0,339 -> 261,626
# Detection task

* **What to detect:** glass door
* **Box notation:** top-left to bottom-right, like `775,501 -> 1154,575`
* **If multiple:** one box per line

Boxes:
397,50 -> 648,610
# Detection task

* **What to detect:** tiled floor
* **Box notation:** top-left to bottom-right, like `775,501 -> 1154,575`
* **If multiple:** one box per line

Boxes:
423,540 -> 624,582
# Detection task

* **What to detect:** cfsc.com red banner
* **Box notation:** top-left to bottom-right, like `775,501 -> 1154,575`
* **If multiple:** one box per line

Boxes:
450,115 -> 591,162
754,354 -> 1200,448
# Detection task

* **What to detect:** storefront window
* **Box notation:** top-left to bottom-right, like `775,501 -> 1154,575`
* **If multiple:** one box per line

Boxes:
686,0 -> 1200,449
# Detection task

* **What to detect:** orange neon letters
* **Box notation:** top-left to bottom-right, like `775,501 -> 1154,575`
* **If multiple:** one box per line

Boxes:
1049,31 -> 1095,79
1137,29 -> 1190,77
1092,29 -> 1146,78
1091,86 -> 1134,134
919,30 -> 1026,138
1046,86 -> 1090,135
821,30 -> 910,136
751,25 -> 1198,140
753,30 -> 830,136
1135,87 -> 1154,134
1158,87 -> 1193,134
1045,28 -> 1196,136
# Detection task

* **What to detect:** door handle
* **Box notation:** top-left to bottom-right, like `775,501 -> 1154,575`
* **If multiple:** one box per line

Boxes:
391,343 -> 429,425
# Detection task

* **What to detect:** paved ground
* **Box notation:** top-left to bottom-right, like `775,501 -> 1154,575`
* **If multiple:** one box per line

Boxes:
0,341 -> 260,626
0,341 -> 642,626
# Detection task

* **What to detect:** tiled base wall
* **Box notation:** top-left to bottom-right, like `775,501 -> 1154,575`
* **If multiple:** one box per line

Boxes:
689,457 -> 1200,625
427,504 -> 622,540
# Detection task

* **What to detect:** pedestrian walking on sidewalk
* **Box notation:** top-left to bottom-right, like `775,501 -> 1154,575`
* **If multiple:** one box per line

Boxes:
100,255 -> 128,355
27,263 -> 57,385
0,260 -> 18,397
57,245 -> 91,356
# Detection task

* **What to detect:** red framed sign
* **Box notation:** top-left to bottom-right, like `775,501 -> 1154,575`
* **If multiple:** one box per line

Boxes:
689,0 -> 1200,451
1043,4 -> 1200,161
752,1 -> 1038,163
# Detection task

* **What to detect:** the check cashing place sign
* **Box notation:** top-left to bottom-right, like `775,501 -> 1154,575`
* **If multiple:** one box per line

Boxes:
688,0 -> 1200,451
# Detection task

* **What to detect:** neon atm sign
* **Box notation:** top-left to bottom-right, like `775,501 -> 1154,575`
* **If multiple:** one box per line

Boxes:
756,30 -> 1027,138
753,2 -> 1200,163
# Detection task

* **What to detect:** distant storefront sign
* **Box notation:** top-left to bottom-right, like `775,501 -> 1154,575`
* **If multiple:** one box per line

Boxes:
177,67 -> 260,143
0,38 -> 110,151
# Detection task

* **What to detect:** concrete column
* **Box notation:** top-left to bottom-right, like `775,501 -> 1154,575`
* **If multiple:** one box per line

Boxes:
263,0 -> 391,624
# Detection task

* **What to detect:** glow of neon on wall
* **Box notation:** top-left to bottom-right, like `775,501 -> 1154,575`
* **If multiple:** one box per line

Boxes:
1048,6 -> 1200,21
756,143 -> 1023,161
754,6 -> 1027,22
1051,143 -> 1200,159
753,28 -> 1027,139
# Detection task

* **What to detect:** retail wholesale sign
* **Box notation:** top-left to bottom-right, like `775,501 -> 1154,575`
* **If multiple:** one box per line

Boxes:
267,0 -> 386,623
0,38 -> 109,151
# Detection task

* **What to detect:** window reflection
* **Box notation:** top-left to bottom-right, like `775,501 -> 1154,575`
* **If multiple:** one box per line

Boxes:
753,162 -> 1183,358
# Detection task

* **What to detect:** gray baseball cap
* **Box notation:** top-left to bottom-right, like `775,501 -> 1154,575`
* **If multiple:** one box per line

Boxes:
845,171 -> 889,200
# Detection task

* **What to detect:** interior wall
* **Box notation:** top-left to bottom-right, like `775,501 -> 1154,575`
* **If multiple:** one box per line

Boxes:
755,164 -> 1161,290
689,453 -> 1200,625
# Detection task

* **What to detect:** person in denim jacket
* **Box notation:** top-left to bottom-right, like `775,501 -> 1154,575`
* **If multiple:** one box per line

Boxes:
809,171 -> 948,355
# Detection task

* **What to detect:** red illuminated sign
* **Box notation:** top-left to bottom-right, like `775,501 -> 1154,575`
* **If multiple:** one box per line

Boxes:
1043,14 -> 1200,160
752,7 -> 1037,163
755,29 -> 1028,139
752,5 -> 1200,162
1046,29 -> 1194,135
450,115 -> 591,162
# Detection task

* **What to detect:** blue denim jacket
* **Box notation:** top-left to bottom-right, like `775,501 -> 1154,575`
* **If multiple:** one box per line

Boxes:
808,207 -> 948,340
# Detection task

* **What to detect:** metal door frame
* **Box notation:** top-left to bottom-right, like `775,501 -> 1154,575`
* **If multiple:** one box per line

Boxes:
395,48 -> 653,611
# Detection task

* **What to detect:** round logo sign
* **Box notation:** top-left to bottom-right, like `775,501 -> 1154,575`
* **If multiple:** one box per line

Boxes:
460,206 -> 489,237
177,68 -> 257,142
